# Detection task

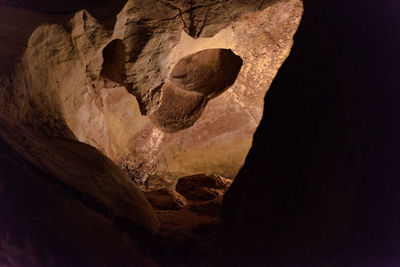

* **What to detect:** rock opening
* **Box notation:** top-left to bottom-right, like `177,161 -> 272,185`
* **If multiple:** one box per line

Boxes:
150,49 -> 242,132
100,39 -> 126,83
0,0 -> 304,266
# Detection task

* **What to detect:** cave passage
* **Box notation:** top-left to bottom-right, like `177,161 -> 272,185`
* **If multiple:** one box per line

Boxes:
0,0 -> 308,266
150,48 -> 242,132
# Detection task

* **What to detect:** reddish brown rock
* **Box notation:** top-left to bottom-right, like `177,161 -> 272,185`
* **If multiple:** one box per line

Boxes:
149,48 -> 242,133
144,188 -> 187,210
176,174 -> 232,202
149,81 -> 207,132
59,0 -> 302,186
170,48 -> 242,97
0,0 -> 303,189
0,0 -> 303,265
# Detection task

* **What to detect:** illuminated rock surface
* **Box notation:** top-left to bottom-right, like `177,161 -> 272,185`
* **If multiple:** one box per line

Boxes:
0,0 -> 302,188
0,0 -> 302,265
1,0 -> 399,266
61,0 -> 302,187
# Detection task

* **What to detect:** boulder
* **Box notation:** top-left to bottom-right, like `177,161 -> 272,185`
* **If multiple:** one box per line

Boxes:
144,188 -> 187,210
176,174 -> 232,202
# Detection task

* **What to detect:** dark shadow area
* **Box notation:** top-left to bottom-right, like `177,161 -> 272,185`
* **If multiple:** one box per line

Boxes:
0,137 -> 151,267
217,0 -> 400,265
0,0 -> 127,29
100,39 -> 126,83
0,0 -> 126,14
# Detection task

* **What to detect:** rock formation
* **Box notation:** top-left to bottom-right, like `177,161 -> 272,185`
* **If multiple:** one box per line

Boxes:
63,0 -> 302,186
3,0 -> 397,266
0,0 -> 302,265
150,48 -> 243,132
0,0 -> 303,188
0,138 -> 155,266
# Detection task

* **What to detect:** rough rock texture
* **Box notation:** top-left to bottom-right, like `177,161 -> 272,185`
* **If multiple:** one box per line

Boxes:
150,48 -> 242,132
0,137 -> 155,266
56,0 -> 303,186
176,173 -> 232,201
169,48 -> 242,97
112,0 -> 292,115
144,173 -> 232,266
0,1 -> 127,75
144,188 -> 187,210
217,0 -> 400,265
0,2 -> 160,266
149,81 -> 208,133
0,0 -> 302,265
0,21 -> 159,234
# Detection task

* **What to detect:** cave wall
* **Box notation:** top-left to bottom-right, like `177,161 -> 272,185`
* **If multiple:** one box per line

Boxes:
2,0 -> 399,265
218,0 -> 400,265
64,0 -> 303,186
0,2 -> 160,266
2,0 -> 301,188
0,0 -> 302,265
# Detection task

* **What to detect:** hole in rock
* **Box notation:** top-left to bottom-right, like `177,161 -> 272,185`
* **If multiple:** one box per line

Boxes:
150,49 -> 242,133
170,48 -> 242,97
57,2 -> 303,265
100,39 -> 126,83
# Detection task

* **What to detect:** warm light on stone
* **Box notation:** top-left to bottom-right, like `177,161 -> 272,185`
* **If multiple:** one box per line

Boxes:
56,0 -> 303,188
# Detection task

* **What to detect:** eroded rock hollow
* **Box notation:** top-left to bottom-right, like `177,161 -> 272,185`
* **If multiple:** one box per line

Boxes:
59,0 -> 303,188
1,0 -> 399,266
0,0 -> 303,266
150,48 -> 243,133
